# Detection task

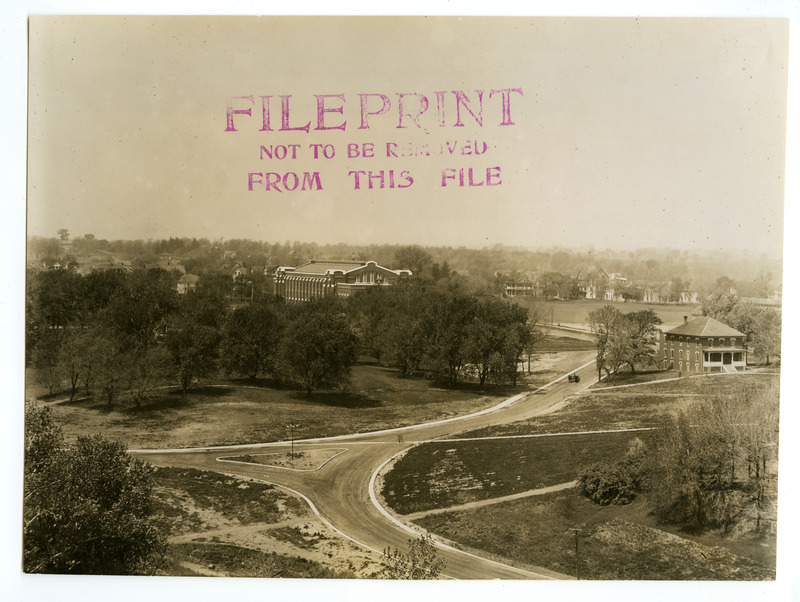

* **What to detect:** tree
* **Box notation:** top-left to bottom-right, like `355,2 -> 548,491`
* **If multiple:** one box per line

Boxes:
31,329 -> 62,396
667,276 -> 688,303
56,329 -> 89,401
464,298 -> 528,387
622,309 -> 662,372
382,534 -> 446,579
588,305 -> 622,382
425,289 -> 476,387
123,346 -> 172,408
538,271 -> 571,299
701,292 -> 738,324
166,291 -> 225,393
727,303 -> 781,365
276,299 -> 358,395
750,307 -> 781,365
166,320 -> 221,394
100,269 -> 178,351
522,303 -> 548,373
24,404 -> 165,574
220,296 -> 284,379
590,307 -> 661,381
394,245 -> 432,279
368,284 -> 430,376
603,330 -> 634,384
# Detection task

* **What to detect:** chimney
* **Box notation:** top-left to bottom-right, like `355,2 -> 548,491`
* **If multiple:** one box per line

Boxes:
683,316 -> 688,325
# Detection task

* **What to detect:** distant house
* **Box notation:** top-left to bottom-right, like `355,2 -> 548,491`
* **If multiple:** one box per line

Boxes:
660,316 -> 747,373
580,268 -> 627,301
643,281 -> 699,304
231,263 -> 249,282
274,259 -> 411,302
504,272 -> 536,297
176,273 -> 200,294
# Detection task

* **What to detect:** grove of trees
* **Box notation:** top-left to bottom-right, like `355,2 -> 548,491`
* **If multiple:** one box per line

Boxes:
579,383 -> 779,536
27,266 -> 545,405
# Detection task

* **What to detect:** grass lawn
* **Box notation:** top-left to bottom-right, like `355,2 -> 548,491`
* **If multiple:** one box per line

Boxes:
30,351 -> 586,449
416,490 -> 775,580
383,430 -> 652,514
461,372 -> 780,438
151,466 -> 385,578
534,335 -> 595,352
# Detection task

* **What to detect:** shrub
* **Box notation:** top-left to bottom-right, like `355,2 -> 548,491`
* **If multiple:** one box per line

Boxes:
578,438 -> 645,505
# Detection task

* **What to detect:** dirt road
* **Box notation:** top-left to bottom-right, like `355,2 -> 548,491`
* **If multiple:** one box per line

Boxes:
133,350 -> 596,579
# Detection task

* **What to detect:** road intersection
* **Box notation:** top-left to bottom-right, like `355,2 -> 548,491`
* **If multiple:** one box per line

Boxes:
132,350 -> 597,579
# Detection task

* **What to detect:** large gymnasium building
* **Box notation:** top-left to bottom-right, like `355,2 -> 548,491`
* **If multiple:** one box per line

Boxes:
273,259 -> 412,302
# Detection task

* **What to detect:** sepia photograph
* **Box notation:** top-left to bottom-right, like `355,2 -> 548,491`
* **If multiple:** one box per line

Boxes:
6,2 -> 799,601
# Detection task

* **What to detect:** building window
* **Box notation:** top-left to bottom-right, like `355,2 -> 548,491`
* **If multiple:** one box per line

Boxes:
679,350 -> 683,359
708,338 -> 713,346
730,338 -> 736,347
695,351 -> 699,361
695,363 -> 699,372
719,338 -> 724,346
670,349 -> 674,358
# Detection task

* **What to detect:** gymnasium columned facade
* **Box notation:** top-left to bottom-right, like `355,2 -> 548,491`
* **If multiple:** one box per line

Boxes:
273,259 -> 412,302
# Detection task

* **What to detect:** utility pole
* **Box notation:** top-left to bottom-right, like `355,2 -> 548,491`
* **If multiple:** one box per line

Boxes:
569,528 -> 581,580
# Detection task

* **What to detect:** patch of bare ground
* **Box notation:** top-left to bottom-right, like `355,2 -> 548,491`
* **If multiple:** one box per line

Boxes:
152,467 -> 386,578
220,448 -> 347,470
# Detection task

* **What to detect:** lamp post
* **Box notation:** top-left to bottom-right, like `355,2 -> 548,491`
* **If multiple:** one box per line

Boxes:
288,422 -> 300,459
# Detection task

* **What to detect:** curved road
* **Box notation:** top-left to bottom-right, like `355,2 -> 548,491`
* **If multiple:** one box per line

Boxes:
133,350 -> 597,580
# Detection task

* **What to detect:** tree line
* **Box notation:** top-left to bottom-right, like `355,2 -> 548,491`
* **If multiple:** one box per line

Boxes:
579,381 -> 779,536
29,232 -> 781,301
27,268 -> 545,405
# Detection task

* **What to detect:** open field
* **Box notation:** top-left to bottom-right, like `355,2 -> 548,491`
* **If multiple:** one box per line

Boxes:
383,430 -> 652,514
28,351 -> 585,449
416,490 -> 775,580
380,370 -> 779,579
151,466 -> 385,578
516,298 -> 701,327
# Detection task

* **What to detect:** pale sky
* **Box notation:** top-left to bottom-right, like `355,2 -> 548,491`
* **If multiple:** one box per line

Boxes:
27,17 -> 788,258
